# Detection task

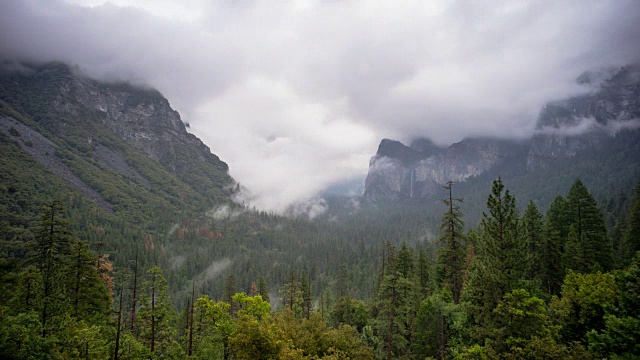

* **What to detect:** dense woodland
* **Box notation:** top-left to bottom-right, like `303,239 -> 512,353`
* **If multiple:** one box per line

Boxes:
1,175 -> 640,359
1,63 -> 640,358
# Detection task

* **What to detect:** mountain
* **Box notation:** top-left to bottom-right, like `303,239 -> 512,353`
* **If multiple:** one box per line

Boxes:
0,61 -> 241,284
364,65 -> 640,206
0,61 -> 234,205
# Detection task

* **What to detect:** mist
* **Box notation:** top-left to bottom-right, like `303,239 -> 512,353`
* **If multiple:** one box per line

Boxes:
1,0 -> 639,212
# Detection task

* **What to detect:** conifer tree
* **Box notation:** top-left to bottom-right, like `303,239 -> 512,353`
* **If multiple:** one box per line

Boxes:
224,274 -> 237,316
541,217 -> 563,295
373,242 -> 412,360
300,271 -> 311,319
138,266 -> 176,355
416,245 -> 433,299
67,239 -> 110,321
436,181 -> 465,304
257,275 -> 269,303
621,183 -> 640,266
33,200 -> 71,338
463,178 -> 527,330
565,179 -> 612,272
522,201 -> 544,281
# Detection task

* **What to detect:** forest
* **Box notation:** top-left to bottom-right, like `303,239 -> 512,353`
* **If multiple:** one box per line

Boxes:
1,175 -> 639,359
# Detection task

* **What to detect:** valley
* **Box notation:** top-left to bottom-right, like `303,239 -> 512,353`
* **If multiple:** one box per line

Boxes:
1,61 -> 639,359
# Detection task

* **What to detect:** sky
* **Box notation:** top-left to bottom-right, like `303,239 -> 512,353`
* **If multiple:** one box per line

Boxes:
1,0 -> 639,212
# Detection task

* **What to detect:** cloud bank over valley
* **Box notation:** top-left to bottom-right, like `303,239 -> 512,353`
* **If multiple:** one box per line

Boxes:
1,0 -> 639,211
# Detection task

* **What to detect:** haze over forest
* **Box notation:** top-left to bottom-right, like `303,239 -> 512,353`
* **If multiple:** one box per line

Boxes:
2,0 -> 640,212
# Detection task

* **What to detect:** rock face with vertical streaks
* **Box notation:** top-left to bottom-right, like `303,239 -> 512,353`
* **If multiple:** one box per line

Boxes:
364,65 -> 640,202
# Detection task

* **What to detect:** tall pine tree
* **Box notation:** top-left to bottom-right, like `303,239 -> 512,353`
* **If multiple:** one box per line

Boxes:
463,178 -> 527,331
621,183 -> 640,266
522,201 -> 544,282
436,181 -> 466,304
565,179 -> 612,272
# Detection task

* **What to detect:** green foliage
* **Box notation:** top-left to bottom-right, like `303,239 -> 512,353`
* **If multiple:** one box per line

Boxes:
551,271 -> 617,344
565,179 -> 612,272
414,289 -> 457,360
588,255 -> 640,358
620,184 -> 640,266
522,201 -> 544,282
437,182 -> 466,304
464,178 -> 528,335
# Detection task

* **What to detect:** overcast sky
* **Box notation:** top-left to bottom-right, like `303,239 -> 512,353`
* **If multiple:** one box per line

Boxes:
1,0 -> 639,212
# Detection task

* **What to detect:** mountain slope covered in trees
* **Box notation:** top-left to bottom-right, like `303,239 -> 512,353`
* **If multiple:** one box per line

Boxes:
1,61 -> 640,359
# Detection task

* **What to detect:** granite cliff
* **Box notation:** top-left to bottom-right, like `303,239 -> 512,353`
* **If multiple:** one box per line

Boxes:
364,65 -> 640,202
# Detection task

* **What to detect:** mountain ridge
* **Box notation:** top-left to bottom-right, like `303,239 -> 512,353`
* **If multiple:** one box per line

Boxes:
364,65 -> 640,204
0,61 -> 235,212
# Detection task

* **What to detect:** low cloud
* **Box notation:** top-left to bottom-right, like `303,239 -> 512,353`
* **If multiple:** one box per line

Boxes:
286,197 -> 328,220
1,0 -> 639,211
207,204 -> 246,221
201,257 -> 233,281
535,118 -> 640,137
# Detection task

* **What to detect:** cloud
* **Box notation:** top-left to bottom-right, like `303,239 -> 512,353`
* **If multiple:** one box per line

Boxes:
286,197 -> 328,220
201,257 -> 233,281
1,0 -> 639,211
206,204 -> 246,221
535,117 -> 640,137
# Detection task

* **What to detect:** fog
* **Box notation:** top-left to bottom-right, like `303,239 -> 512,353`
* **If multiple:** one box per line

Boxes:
1,0 -> 639,212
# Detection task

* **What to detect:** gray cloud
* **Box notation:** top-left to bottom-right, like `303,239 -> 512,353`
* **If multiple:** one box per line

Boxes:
1,0 -> 639,212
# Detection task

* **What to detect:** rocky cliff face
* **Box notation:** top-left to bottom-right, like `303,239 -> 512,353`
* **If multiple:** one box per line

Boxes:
0,61 -> 234,208
527,65 -> 640,170
364,137 -> 527,201
364,65 -> 640,202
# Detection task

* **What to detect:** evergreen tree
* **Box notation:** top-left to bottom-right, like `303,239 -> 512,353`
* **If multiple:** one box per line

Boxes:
373,242 -> 412,360
588,254 -> 640,358
416,245 -> 434,299
224,273 -> 237,316
257,275 -> 269,304
541,217 -> 563,295
138,266 -> 180,356
436,181 -> 466,304
300,271 -> 311,319
565,179 -> 612,272
33,200 -> 72,338
620,183 -> 640,266
522,201 -> 544,282
413,290 -> 455,360
335,264 -> 349,301
546,195 -> 570,279
66,239 -> 110,321
463,178 -> 527,332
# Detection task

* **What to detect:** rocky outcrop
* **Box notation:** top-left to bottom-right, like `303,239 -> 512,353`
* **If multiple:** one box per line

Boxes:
0,61 -> 235,206
527,65 -> 640,170
49,66 -> 230,179
364,137 -> 526,202
365,65 -> 640,202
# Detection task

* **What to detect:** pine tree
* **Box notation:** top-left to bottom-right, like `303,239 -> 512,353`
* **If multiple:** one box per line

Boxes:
463,178 -> 527,330
522,201 -> 544,281
565,179 -> 612,272
373,242 -> 412,359
138,267 -> 176,355
436,181 -> 465,304
257,275 -> 269,304
621,183 -> 640,266
541,217 -> 563,295
224,274 -> 237,316
67,240 -> 110,321
33,200 -> 71,338
300,271 -> 311,319
416,245 -> 433,299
